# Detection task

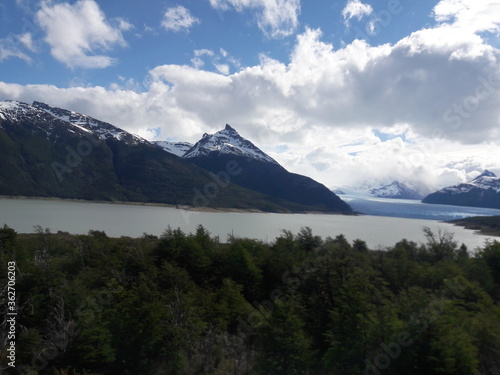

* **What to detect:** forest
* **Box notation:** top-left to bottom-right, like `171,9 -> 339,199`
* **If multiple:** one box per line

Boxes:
1,224 -> 500,375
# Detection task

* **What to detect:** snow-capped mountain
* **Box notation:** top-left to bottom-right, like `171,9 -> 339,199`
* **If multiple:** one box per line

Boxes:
422,170 -> 500,209
32,101 -> 147,145
183,124 -> 279,165
153,141 -> 193,157
370,181 -> 424,200
0,100 -> 351,213
184,124 -> 351,213
0,100 -> 147,145
468,170 -> 500,192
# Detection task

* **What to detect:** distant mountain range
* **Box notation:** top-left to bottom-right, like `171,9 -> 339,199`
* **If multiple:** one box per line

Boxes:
422,170 -> 500,209
0,100 -> 351,213
334,180 -> 426,200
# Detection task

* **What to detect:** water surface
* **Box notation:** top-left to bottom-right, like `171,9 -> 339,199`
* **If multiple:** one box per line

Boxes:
0,197 -> 496,250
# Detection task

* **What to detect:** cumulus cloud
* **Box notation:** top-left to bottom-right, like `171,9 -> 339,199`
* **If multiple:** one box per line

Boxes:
209,0 -> 300,38
36,0 -> 131,69
2,1 -> 500,190
433,0 -> 500,34
342,0 -> 373,26
161,5 -> 200,32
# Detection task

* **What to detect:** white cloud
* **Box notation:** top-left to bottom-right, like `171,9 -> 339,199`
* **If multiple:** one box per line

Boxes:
194,49 -> 215,57
191,48 -> 239,75
342,0 -> 373,26
18,33 -> 36,52
161,5 -> 200,32
36,0 -> 130,69
0,33 -> 33,62
433,0 -> 500,34
214,63 -> 230,75
191,49 -> 214,68
2,8 -> 500,190
116,18 -> 134,32
209,0 -> 300,38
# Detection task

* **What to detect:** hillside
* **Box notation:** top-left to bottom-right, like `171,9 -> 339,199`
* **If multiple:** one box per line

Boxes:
0,101 -> 350,213
183,125 -> 351,213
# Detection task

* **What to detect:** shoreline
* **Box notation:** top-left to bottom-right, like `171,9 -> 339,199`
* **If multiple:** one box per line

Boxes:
445,216 -> 500,237
0,195 -> 352,216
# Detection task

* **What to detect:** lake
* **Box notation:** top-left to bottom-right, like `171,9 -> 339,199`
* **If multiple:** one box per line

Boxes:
0,197 -> 498,250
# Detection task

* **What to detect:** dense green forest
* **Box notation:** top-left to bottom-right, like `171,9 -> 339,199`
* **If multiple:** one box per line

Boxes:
1,224 -> 500,375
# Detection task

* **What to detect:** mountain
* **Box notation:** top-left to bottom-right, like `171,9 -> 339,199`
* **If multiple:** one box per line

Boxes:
0,100 -> 243,206
184,124 -> 279,164
370,181 -> 424,200
183,124 -> 352,213
153,141 -> 193,157
31,101 -> 147,145
422,170 -> 500,209
0,100 -> 350,213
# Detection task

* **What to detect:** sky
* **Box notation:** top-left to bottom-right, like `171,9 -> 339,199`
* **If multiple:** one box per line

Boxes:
0,0 -> 500,193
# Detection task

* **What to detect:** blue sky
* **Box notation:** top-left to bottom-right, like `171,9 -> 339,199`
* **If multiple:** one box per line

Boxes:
1,0 -> 500,192
2,0 -> 436,87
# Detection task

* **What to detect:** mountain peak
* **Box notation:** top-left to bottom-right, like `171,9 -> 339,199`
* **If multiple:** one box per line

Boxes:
184,124 -> 278,165
224,124 -> 236,132
473,170 -> 497,180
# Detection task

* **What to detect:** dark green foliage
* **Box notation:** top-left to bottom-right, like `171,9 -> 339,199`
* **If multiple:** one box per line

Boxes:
449,215 -> 500,236
1,226 -> 500,374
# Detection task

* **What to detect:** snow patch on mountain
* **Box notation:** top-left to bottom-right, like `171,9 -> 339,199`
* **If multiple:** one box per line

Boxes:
154,141 -> 193,157
32,101 -> 147,145
183,124 -> 279,165
0,100 -> 153,146
0,100 -> 41,121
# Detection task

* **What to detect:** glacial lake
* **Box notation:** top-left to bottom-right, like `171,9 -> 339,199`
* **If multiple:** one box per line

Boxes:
0,197 -> 499,250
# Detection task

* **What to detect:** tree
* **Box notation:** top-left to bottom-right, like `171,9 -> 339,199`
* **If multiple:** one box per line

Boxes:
255,299 -> 312,375
423,227 -> 458,263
